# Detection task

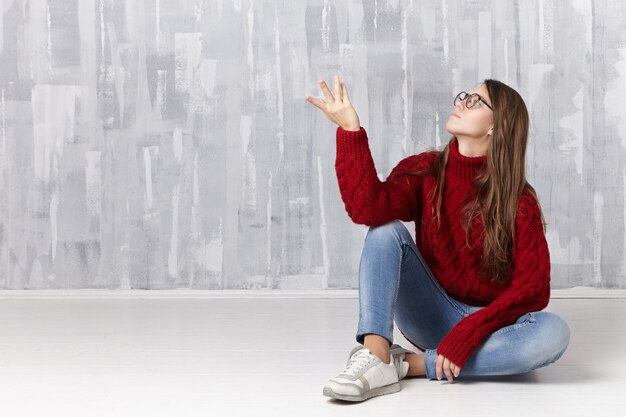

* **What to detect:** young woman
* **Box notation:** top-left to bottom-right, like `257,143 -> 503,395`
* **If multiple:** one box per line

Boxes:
306,77 -> 571,402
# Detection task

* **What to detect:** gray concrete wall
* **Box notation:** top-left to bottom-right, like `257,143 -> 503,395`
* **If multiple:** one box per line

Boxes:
0,0 -> 623,289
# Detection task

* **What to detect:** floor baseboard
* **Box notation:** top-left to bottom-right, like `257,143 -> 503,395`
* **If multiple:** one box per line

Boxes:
0,286 -> 624,299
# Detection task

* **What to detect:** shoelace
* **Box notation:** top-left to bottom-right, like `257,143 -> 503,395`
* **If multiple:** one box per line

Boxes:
341,350 -> 374,376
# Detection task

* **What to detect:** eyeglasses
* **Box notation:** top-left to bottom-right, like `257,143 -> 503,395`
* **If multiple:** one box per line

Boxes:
454,91 -> 493,111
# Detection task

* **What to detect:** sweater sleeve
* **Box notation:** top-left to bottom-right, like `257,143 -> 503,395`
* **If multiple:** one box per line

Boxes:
435,194 -> 551,369
335,126 -> 430,226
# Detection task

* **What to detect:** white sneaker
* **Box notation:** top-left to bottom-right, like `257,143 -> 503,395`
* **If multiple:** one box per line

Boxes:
345,344 -> 411,379
323,346 -> 403,402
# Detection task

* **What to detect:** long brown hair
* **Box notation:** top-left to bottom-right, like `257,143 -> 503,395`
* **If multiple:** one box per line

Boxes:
388,79 -> 547,285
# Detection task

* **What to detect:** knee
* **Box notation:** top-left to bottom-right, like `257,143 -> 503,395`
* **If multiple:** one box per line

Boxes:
526,311 -> 571,368
365,220 -> 408,242
542,312 -> 571,358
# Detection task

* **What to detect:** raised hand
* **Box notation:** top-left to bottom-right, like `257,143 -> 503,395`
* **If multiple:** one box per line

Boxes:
306,75 -> 361,131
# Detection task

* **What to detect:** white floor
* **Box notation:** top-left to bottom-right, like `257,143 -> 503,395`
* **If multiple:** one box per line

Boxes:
0,292 -> 624,417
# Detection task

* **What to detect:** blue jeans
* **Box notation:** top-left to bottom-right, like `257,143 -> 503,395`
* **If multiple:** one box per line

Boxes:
355,220 -> 571,380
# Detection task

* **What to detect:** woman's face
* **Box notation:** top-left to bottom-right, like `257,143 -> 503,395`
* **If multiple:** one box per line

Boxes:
446,83 -> 494,140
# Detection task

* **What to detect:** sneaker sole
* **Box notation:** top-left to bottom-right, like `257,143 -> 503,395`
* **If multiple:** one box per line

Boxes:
322,382 -> 401,402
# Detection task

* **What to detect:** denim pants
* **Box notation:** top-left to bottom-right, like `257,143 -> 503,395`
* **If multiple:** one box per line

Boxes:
355,220 -> 571,380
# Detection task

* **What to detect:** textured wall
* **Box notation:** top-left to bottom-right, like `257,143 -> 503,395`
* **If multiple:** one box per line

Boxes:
0,0 -> 624,289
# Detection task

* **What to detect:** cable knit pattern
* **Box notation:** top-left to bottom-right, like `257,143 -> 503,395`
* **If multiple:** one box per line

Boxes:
335,126 -> 551,369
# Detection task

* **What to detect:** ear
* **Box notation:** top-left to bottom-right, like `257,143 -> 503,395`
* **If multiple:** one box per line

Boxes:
488,126 -> 493,136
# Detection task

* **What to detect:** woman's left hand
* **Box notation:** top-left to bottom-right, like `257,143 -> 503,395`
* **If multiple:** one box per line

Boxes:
435,354 -> 462,381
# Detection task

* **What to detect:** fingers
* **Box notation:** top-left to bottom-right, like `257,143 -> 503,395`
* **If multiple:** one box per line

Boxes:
436,354 -> 458,382
436,354 -> 442,380
305,95 -> 326,110
311,76 -> 347,104
334,75 -> 341,101
452,363 -> 460,377
342,82 -> 350,103
443,357 -> 453,382
319,79 -> 335,102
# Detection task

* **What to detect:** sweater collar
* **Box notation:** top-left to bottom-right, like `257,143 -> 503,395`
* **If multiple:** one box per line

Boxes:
446,138 -> 488,184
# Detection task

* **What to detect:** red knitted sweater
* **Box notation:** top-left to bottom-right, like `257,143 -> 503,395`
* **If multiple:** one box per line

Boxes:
335,126 -> 551,368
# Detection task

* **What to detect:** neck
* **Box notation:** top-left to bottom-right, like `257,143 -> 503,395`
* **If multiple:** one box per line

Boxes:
446,138 -> 488,183
455,136 -> 489,157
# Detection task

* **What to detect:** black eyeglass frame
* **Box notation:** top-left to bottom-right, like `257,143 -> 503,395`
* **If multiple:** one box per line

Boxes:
454,91 -> 493,111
